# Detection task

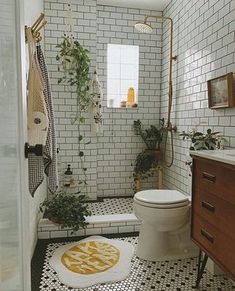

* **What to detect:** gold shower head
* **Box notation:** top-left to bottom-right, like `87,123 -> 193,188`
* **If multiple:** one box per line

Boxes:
134,21 -> 153,33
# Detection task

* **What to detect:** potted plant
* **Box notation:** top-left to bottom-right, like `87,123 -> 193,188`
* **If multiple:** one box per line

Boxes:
179,128 -> 224,173
40,192 -> 91,232
56,35 -> 91,115
133,119 -> 163,151
132,120 -> 163,192
179,128 -> 223,151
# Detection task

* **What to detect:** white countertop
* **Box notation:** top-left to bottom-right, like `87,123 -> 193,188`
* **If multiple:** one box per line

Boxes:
190,149 -> 235,166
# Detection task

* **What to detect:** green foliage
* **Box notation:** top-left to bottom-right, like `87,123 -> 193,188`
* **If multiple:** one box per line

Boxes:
132,120 -> 162,191
133,120 -> 163,150
56,36 -> 91,114
180,128 -> 224,175
40,192 -> 91,232
56,36 -> 91,193
133,150 -> 158,180
179,128 -> 223,151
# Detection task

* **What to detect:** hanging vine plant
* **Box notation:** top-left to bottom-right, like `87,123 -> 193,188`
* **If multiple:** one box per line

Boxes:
56,36 -> 91,118
56,35 -> 91,191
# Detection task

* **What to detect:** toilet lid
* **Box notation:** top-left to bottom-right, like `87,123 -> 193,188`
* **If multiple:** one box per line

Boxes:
134,190 -> 189,205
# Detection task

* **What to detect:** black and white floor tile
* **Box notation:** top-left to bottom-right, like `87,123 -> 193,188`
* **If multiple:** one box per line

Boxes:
34,236 -> 235,291
88,198 -> 133,215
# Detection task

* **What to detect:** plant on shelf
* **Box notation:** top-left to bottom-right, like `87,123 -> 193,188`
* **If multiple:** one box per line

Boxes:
56,35 -> 91,192
179,128 -> 224,173
133,119 -> 163,150
132,120 -> 164,192
40,191 -> 91,232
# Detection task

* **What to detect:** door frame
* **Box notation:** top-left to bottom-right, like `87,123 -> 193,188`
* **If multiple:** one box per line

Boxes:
16,0 -> 31,290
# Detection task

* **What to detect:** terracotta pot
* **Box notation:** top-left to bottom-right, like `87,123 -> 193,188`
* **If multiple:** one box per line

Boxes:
49,216 -> 60,225
145,149 -> 162,160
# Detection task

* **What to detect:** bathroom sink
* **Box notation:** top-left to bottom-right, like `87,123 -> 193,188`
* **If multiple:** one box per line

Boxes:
190,149 -> 235,166
222,150 -> 235,157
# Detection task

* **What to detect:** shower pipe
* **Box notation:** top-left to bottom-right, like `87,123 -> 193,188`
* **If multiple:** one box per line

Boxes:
135,15 -> 177,167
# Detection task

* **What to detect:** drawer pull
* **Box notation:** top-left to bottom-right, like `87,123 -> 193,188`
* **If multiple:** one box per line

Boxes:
202,172 -> 216,183
201,229 -> 214,243
201,201 -> 215,213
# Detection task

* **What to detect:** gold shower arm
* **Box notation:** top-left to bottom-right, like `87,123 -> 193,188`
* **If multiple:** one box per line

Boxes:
143,15 -> 177,128
143,15 -> 177,61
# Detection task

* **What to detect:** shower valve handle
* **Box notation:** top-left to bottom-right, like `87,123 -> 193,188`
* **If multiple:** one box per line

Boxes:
165,124 -> 177,132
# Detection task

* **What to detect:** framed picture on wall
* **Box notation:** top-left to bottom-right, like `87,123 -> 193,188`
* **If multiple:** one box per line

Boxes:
207,72 -> 235,109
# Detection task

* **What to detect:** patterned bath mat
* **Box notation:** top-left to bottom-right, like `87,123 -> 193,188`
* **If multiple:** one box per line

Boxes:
49,236 -> 134,288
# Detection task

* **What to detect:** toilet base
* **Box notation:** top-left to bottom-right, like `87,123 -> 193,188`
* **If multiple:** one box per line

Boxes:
136,222 -> 198,262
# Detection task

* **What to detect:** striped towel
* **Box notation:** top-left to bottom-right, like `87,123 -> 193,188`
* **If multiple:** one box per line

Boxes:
36,45 -> 59,194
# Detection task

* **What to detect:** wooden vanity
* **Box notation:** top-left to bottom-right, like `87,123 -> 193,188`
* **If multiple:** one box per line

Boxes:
191,151 -> 235,285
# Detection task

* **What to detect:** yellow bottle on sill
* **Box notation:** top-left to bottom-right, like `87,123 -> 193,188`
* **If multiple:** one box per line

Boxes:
127,87 -> 136,108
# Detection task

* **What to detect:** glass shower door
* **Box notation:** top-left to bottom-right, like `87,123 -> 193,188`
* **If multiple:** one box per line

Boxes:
0,0 -> 29,290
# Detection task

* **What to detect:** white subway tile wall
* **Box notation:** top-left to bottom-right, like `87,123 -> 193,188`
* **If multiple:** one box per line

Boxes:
161,0 -> 235,196
44,0 -> 98,199
44,0 -> 163,198
44,0 -> 234,200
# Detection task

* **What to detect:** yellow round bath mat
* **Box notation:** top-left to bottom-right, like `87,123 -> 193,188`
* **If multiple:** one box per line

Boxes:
61,240 -> 120,274
49,236 -> 134,288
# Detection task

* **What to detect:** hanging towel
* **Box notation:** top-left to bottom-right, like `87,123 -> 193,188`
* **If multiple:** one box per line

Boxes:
36,45 -> 59,194
26,28 -> 49,146
90,71 -> 103,134
26,27 -> 49,197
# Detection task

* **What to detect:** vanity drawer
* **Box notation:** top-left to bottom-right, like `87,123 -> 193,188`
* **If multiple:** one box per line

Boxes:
193,157 -> 235,205
192,189 -> 235,241
192,215 -> 235,278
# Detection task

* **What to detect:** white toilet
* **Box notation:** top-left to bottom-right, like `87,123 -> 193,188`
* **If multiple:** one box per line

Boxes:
133,189 -> 198,261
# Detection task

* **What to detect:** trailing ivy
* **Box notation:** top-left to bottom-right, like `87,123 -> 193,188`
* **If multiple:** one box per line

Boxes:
56,36 -> 91,192
56,36 -> 91,117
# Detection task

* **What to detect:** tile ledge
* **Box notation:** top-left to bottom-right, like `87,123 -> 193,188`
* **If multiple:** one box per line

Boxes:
39,213 -> 139,228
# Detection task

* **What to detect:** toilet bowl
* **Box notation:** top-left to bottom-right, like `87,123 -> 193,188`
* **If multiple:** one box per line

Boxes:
133,189 -> 198,261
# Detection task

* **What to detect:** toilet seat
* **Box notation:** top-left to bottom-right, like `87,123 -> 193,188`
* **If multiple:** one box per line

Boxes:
134,190 -> 189,209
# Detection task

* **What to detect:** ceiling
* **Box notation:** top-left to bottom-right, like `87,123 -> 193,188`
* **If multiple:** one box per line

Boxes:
97,0 -> 171,11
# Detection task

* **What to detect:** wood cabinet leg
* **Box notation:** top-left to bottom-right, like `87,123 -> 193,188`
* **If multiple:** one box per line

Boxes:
195,249 -> 208,288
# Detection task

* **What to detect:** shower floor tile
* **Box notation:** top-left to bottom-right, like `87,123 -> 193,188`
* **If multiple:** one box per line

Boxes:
32,235 -> 235,291
88,197 -> 133,215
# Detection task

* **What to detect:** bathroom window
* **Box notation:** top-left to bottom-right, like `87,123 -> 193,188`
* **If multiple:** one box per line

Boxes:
107,44 -> 139,108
